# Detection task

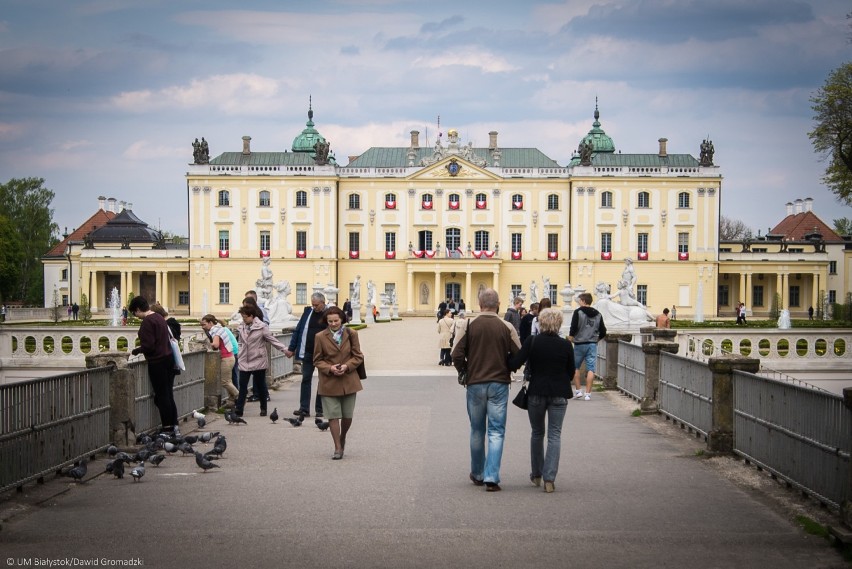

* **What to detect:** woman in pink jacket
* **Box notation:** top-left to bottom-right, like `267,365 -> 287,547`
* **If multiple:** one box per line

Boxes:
236,305 -> 288,417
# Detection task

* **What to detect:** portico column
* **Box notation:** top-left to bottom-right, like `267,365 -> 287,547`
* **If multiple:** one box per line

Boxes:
744,273 -> 751,312
161,271 -> 169,309
776,273 -> 783,310
492,270 -> 499,297
434,271 -> 441,306
407,269 -> 414,313
739,273 -> 746,308
120,271 -> 128,303
465,271 -> 472,309
90,271 -> 99,312
812,273 -> 820,314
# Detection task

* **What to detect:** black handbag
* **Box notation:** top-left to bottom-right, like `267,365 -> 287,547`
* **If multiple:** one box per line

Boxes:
512,383 -> 529,409
356,361 -> 367,380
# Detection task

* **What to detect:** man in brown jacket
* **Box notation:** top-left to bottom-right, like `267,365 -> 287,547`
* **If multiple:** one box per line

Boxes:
452,288 -> 521,492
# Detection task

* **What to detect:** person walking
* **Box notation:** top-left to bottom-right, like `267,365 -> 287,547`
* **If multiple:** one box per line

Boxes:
284,292 -> 328,417
72,302 -> 79,320
437,309 -> 455,365
503,296 -> 523,334
519,303 -> 538,343
568,292 -> 607,401
235,305 -> 288,417
452,289 -> 521,492
200,314 -> 239,408
508,308 -> 575,493
740,303 -> 748,325
458,299 -> 466,317
129,296 -> 179,436
313,306 -> 364,460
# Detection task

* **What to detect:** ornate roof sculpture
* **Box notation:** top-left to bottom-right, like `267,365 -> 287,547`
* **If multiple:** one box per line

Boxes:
292,97 -> 336,164
419,129 -> 487,167
570,101 -> 616,167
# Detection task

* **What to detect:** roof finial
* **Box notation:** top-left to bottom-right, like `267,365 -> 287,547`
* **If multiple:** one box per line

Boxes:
594,96 -> 600,122
308,95 -> 313,122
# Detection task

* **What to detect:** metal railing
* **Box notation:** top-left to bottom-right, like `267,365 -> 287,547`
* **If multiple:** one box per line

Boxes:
270,333 -> 295,379
617,341 -> 645,400
130,351 -> 206,433
658,352 -> 714,438
733,371 -> 851,510
0,367 -> 111,494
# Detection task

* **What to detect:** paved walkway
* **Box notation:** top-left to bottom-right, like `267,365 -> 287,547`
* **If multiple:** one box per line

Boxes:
0,317 -> 846,568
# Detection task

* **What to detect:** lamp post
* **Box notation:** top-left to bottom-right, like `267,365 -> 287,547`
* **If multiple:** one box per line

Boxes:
64,244 -> 72,306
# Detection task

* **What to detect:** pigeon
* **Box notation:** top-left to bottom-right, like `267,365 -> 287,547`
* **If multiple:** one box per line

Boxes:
194,451 -> 221,472
286,417 -> 303,427
106,444 -> 118,457
199,431 -> 220,444
66,458 -> 88,482
178,442 -> 195,456
134,449 -> 153,463
232,414 -> 247,426
114,451 -> 133,464
111,459 -> 125,479
130,462 -> 145,482
149,454 -> 166,467
193,409 -> 206,420
183,435 -> 199,445
316,421 -> 330,431
105,460 -> 116,474
197,416 -> 206,429
224,410 -> 236,424
208,436 -> 227,458
163,441 -> 178,454
269,408 -> 279,424
136,433 -> 153,446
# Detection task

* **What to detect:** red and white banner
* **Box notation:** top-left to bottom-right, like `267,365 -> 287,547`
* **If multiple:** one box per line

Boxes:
219,249 -> 229,258
638,252 -> 649,260
475,200 -> 487,209
349,250 -> 360,259
472,250 -> 495,259
424,250 -> 436,258
385,200 -> 396,209
260,250 -> 270,258
296,250 -> 306,258
448,201 -> 460,210
678,252 -> 689,261
511,251 -> 522,260
422,201 -> 433,210
547,251 -> 558,260
512,200 -> 523,210
600,251 -> 612,260
412,250 -> 424,258
385,251 -> 396,259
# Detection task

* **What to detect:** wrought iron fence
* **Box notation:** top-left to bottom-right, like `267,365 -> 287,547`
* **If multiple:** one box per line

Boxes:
617,341 -> 645,400
270,333 -> 294,380
130,351 -> 205,433
733,370 -> 851,510
0,367 -> 111,493
658,352 -> 714,438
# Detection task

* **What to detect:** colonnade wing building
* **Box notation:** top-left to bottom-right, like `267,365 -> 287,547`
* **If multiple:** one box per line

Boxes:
187,105 -> 722,318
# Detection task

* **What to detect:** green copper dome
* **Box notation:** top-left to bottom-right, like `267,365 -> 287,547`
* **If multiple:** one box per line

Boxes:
291,100 -> 327,153
580,102 -> 615,154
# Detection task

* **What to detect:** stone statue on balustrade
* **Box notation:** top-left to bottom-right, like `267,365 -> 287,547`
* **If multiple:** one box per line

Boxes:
592,281 -> 653,330
529,280 -> 539,304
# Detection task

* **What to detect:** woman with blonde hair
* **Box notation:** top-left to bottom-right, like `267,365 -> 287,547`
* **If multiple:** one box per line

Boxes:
200,314 -> 239,407
508,308 -> 575,493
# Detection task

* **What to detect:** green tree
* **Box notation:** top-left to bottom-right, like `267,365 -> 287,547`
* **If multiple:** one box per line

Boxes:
79,293 -> 92,322
809,62 -> 852,205
833,217 -> 852,236
0,214 -> 24,303
0,178 -> 59,303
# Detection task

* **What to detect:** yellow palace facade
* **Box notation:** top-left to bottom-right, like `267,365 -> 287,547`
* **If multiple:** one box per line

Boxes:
186,104 -> 724,319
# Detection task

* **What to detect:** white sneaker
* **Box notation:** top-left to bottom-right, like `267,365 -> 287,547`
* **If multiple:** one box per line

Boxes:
584,394 -> 591,401
574,390 -> 583,398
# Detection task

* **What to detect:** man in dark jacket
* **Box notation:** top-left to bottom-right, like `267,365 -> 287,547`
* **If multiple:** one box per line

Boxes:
284,292 -> 328,417
503,296 -> 523,334
452,289 -> 520,492
568,292 -> 607,401
129,295 -> 179,436
519,302 -> 539,343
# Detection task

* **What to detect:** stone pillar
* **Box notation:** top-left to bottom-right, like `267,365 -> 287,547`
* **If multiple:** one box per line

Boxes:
842,387 -> 852,528
406,270 -> 414,313
639,325 -> 656,344
602,333 -> 632,390
492,270 -> 499,298
640,341 -> 679,413
350,301 -> 362,325
651,328 -> 677,342
202,349 -> 222,410
86,352 -> 134,446
465,271 -> 472,312
706,355 -> 760,453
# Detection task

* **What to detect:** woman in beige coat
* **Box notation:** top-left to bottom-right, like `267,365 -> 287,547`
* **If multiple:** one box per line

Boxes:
314,306 -> 364,459
437,309 -> 454,366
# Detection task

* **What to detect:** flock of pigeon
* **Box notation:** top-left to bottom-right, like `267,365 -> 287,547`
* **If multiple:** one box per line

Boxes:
61,406 -> 331,484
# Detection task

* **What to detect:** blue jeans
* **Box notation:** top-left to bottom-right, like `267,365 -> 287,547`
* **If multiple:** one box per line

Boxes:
236,369 -> 268,415
466,382 -> 509,484
299,356 -> 323,414
527,394 -> 568,482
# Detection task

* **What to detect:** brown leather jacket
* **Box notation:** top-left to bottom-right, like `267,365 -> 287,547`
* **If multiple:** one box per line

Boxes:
314,327 -> 364,397
451,312 -> 520,385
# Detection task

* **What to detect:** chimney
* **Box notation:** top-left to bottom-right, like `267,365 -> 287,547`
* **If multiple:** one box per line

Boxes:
658,137 -> 668,157
119,200 -> 126,212
410,130 -> 420,148
127,202 -> 133,210
242,135 -> 252,155
98,196 -> 106,211
785,202 -> 793,216
803,197 -> 814,212
794,198 -> 803,214
107,197 -> 116,213
489,131 -> 499,150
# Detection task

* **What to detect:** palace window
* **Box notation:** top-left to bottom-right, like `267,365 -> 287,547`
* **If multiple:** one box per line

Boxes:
296,231 -> 307,251
448,193 -> 461,209
348,232 -> 360,253
421,193 -> 433,209
475,192 -> 487,209
638,233 -> 649,254
296,283 -> 307,305
385,232 -> 396,252
510,284 -> 523,300
601,191 -> 613,208
446,228 -> 461,251
511,233 -> 522,253
601,232 -> 612,253
718,285 -> 729,307
511,194 -> 523,210
219,282 -> 230,304
830,261 -> 837,274
638,191 -> 650,208
296,190 -> 307,207
637,285 -> 647,306
218,230 -> 230,251
218,190 -> 230,207
829,290 -> 836,304
259,230 -> 270,251
259,191 -> 271,207
547,233 -> 558,257
678,192 -> 690,208
789,285 -> 800,307
678,232 -> 689,253
348,193 -> 360,210
547,194 -> 559,210
418,230 -> 433,251
753,285 -> 764,307
475,230 -> 490,251
61,268 -> 68,280
178,291 -> 190,305
385,193 -> 397,209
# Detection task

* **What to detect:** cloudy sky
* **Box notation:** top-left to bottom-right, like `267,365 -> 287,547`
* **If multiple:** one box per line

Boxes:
2,0 -> 851,238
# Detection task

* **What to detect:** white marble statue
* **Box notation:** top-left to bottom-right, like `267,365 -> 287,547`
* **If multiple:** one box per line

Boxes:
541,275 -> 551,302
323,282 -> 339,306
351,275 -> 361,304
592,281 -> 653,329
265,280 -> 297,324
367,280 -> 377,307
621,258 -> 637,300
529,280 -> 539,304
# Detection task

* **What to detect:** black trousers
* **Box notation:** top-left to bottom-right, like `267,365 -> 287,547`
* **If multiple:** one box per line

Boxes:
148,357 -> 178,429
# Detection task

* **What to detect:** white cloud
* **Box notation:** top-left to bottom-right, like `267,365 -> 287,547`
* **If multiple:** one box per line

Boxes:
59,139 -> 92,151
122,140 -> 183,161
412,48 -> 519,73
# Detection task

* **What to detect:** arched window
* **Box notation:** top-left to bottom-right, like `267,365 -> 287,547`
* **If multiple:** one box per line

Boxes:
296,190 -> 307,207
218,190 -> 230,207
474,230 -> 490,251
600,191 -> 613,208
384,193 -> 397,209
448,193 -> 461,210
637,191 -> 650,208
511,193 -> 524,210
547,194 -> 559,210
348,193 -> 361,210
678,192 -> 690,208
258,191 -> 270,207
475,193 -> 487,209
421,193 -> 433,210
